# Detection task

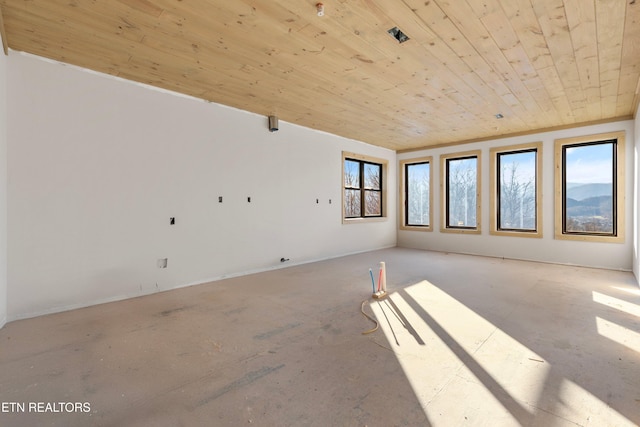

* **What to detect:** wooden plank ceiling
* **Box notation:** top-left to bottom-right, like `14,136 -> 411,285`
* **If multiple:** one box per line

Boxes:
1,0 -> 639,151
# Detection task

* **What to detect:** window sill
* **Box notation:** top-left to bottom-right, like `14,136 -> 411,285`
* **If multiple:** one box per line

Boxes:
490,230 -> 542,238
554,232 -> 624,243
343,217 -> 387,225
440,227 -> 481,234
399,225 -> 433,232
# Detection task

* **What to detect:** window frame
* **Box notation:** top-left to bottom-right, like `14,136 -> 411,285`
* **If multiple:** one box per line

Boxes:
440,150 -> 482,234
490,142 -> 543,238
342,151 -> 388,223
554,131 -> 625,243
399,156 -> 433,231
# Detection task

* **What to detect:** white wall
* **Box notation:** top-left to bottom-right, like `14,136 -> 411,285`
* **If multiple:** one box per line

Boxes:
0,47 -> 7,328
6,53 -> 396,320
398,120 -> 635,270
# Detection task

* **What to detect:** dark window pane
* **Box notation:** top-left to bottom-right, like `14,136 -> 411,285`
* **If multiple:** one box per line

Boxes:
406,162 -> 429,226
364,163 -> 381,190
447,157 -> 477,228
344,160 -> 360,188
564,142 -> 614,234
364,190 -> 381,216
498,150 -> 536,231
344,189 -> 361,217
344,158 -> 383,219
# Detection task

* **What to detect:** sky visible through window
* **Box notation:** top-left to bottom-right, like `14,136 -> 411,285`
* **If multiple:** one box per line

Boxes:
565,143 -> 613,184
500,151 -> 536,181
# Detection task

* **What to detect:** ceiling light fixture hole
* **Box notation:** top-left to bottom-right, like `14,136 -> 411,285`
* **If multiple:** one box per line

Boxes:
387,27 -> 410,44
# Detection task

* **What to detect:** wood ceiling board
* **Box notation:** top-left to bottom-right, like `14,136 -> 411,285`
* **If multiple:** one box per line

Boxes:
478,8 -> 558,126
531,0 -> 589,122
170,5 -> 436,143
595,0 -> 626,119
406,0 -> 523,117
498,0 -> 575,126
498,0 -> 556,70
617,0 -> 640,118
7,1 -> 145,45
116,0 -> 164,18
417,37 -> 528,129
444,1 -> 547,120
1,0 -> 638,150
288,21 -> 494,142
563,0 -> 601,119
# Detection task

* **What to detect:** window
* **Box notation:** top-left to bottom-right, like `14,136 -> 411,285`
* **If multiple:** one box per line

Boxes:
440,150 -> 481,233
554,131 -> 625,243
343,152 -> 387,222
490,142 -> 542,238
399,157 -> 433,231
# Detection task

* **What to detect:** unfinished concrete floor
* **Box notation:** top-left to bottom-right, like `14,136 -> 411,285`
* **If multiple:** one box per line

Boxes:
1,248 -> 639,426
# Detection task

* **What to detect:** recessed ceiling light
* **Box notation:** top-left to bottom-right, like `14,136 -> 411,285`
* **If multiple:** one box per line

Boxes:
495,113 -> 504,119
387,27 -> 410,44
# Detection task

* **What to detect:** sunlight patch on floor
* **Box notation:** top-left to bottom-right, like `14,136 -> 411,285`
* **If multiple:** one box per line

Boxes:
369,280 -> 635,426
592,291 -> 640,317
552,377 -> 635,427
610,286 -> 640,297
596,317 -> 640,353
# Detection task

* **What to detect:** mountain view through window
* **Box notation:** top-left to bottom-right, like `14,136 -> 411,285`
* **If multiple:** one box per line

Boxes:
564,141 -> 614,234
